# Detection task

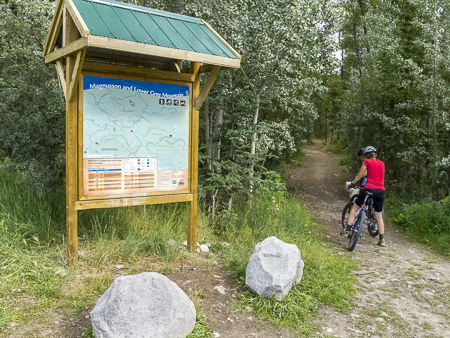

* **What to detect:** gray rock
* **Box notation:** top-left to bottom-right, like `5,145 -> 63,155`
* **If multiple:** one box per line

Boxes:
245,236 -> 304,301
421,291 -> 435,296
91,272 -> 196,338
214,285 -> 226,294
199,244 -> 209,253
55,267 -> 67,276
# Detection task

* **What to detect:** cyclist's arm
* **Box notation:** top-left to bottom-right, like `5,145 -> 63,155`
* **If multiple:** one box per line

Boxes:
351,164 -> 367,185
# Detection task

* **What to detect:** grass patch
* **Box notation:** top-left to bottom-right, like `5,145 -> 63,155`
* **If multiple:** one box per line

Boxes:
405,268 -> 422,279
0,167 -> 210,333
276,150 -> 307,182
389,195 -> 450,257
213,192 -> 356,333
187,314 -> 212,337
0,167 -> 357,336
324,142 -> 344,155
361,305 -> 414,337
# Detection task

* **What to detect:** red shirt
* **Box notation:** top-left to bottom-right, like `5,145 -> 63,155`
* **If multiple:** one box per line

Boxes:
363,159 -> 385,190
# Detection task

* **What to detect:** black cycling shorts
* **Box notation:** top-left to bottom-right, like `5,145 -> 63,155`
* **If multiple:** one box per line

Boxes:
355,188 -> 384,212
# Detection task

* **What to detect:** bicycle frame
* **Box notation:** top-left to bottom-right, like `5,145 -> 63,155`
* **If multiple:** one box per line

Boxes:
349,194 -> 371,234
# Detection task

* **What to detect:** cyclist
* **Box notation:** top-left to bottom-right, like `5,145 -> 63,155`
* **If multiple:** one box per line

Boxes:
344,146 -> 386,247
346,148 -> 367,199
357,148 -> 367,188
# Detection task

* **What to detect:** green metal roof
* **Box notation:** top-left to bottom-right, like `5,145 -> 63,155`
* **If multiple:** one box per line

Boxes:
72,0 -> 238,60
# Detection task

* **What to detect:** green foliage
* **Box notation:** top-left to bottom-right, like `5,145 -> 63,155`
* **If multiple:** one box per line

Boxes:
0,0 -> 65,193
393,196 -> 450,256
186,314 -> 212,338
337,0 -> 450,199
179,0 -> 340,211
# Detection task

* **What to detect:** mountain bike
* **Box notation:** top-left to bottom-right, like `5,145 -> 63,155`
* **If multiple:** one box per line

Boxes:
344,190 -> 376,251
342,183 -> 379,239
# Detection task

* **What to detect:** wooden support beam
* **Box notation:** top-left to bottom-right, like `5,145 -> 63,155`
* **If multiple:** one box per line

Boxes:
44,0 -> 64,56
181,64 -> 231,74
84,52 -> 169,70
68,49 -> 86,102
187,62 -> 201,253
195,66 -> 221,111
45,37 -> 88,64
198,65 -> 214,73
82,61 -> 195,83
56,60 -> 66,99
64,6 -> 80,266
54,47 -> 66,99
171,59 -> 182,73
75,194 -> 193,210
201,20 -> 242,61
87,35 -> 241,69
65,0 -> 90,37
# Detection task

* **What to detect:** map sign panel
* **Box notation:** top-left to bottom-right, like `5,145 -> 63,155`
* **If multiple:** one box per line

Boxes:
82,75 -> 189,197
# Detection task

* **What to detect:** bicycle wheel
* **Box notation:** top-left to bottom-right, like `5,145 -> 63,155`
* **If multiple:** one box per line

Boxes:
348,212 -> 365,252
367,205 -> 379,237
341,202 -> 353,229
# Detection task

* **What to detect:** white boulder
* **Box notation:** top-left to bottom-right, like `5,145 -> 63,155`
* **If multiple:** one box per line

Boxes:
91,272 -> 196,338
245,236 -> 304,301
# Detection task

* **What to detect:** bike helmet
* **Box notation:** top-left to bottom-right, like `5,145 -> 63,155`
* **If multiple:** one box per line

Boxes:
363,146 -> 376,155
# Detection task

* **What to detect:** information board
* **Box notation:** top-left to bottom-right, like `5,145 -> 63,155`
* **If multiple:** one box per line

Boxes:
82,75 -> 189,197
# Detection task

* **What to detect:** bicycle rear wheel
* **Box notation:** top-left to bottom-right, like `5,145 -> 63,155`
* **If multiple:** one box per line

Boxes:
367,206 -> 379,237
341,202 -> 353,229
348,212 -> 364,252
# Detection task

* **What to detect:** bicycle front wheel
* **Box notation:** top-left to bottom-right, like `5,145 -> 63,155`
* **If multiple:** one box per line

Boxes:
341,202 -> 353,229
348,212 -> 364,252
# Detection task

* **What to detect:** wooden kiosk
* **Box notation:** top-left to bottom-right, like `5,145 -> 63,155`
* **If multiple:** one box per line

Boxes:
43,0 -> 240,265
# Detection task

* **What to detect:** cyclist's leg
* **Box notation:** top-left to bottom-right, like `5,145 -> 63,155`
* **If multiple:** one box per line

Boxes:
347,203 -> 360,229
374,211 -> 384,235
347,189 -> 365,229
372,190 -> 385,246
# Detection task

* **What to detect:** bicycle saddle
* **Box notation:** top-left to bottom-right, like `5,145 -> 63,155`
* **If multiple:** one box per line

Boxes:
365,191 -> 374,197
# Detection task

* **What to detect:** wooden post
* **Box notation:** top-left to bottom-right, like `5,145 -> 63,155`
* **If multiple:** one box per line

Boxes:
187,62 -> 201,252
64,6 -> 79,266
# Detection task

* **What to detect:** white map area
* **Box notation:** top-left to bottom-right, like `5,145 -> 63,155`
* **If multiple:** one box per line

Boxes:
83,87 -> 189,170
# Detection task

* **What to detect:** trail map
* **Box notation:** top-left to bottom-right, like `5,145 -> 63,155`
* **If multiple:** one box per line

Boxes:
82,75 -> 190,196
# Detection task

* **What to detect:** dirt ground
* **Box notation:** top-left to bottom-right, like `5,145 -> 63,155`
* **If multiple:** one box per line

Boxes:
288,141 -> 450,338
10,140 -> 450,338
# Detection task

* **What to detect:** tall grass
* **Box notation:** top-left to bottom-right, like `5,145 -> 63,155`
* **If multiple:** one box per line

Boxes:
0,167 -> 357,336
77,203 -> 197,267
0,167 -> 209,331
0,169 -> 67,329
391,195 -> 450,256
213,191 -> 356,333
